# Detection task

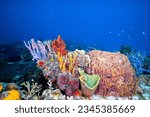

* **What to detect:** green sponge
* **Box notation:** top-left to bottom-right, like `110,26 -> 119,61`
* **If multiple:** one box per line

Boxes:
84,74 -> 100,88
79,69 -> 100,89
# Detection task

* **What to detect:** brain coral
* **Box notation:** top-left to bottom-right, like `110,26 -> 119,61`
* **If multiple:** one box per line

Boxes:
86,50 -> 138,97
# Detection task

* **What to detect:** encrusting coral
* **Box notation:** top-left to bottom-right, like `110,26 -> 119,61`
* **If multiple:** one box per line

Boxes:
57,72 -> 79,97
74,49 -> 91,69
41,60 -> 61,81
86,50 -> 138,97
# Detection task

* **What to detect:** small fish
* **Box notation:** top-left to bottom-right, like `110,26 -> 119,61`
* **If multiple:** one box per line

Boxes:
117,34 -> 121,36
128,37 -> 132,39
142,32 -> 146,35
129,27 -> 133,29
108,32 -> 112,34
121,30 -> 125,33
128,34 -> 132,39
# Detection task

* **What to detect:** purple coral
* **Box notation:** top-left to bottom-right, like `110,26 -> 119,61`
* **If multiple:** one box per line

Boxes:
24,39 -> 53,61
57,72 -> 79,97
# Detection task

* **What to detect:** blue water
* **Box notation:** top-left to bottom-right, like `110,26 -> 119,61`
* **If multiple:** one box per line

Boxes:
0,0 -> 150,52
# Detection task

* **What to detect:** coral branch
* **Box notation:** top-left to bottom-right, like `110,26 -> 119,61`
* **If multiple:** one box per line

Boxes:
126,51 -> 150,75
52,35 -> 68,56
24,39 -> 52,61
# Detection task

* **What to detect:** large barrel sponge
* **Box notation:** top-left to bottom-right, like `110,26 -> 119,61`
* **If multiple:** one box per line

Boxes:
86,50 -> 138,97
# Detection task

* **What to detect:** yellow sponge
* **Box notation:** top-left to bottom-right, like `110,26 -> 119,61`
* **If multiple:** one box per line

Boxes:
3,90 -> 21,100
0,83 -> 3,92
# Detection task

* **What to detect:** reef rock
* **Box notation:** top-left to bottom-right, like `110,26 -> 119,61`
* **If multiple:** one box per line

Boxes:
86,50 -> 138,97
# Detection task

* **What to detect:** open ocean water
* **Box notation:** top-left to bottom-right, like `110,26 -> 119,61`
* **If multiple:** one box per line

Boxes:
0,0 -> 150,52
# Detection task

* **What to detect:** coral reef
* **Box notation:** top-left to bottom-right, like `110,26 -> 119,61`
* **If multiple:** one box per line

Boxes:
24,37 -> 60,82
57,51 -> 78,75
0,42 -> 37,82
144,57 -> 150,71
66,51 -> 77,74
75,49 -> 91,68
79,69 -> 100,89
24,39 -> 53,61
22,36 -> 149,99
20,80 -> 42,100
119,45 -> 132,55
126,51 -> 150,75
0,83 -> 21,100
119,45 -> 150,76
137,75 -> 150,100
86,50 -> 138,97
57,72 -> 79,97
2,90 -> 21,100
41,89 -> 66,100
52,35 -> 68,56
0,83 -> 3,92
40,60 -> 61,81
79,69 -> 100,97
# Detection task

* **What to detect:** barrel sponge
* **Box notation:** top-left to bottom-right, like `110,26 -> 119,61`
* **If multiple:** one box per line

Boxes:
86,50 -> 138,97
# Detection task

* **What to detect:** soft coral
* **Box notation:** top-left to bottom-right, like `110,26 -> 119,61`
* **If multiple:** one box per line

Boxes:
52,35 -> 68,56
